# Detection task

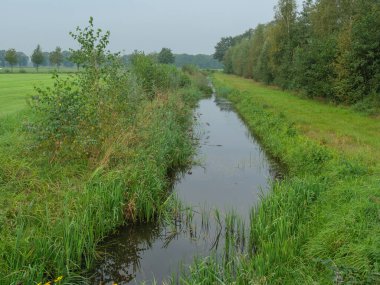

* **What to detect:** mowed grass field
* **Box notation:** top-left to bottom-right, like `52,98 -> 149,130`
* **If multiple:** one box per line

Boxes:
0,66 -> 78,74
0,74 -> 53,117
215,73 -> 380,172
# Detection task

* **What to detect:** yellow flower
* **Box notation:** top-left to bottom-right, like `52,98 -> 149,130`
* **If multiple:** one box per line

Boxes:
54,276 -> 64,282
37,283 -> 42,285
44,282 -> 52,285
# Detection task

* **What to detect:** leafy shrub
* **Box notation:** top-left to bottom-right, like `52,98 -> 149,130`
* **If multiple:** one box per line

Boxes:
130,52 -> 191,99
30,18 -> 135,162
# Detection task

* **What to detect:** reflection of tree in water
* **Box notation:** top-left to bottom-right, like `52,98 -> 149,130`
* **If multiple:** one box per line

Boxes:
93,223 -> 161,284
92,211 -> 224,285
214,97 -> 234,112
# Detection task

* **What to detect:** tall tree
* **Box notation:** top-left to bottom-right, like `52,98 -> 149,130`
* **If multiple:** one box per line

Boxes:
5,49 -> 18,71
69,50 -> 82,71
213,37 -> 234,62
49,47 -> 63,70
31,45 -> 44,72
157,48 -> 175,64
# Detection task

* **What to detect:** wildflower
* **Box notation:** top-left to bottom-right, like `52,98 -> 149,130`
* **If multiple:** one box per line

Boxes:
54,276 -> 64,282
44,282 -> 52,285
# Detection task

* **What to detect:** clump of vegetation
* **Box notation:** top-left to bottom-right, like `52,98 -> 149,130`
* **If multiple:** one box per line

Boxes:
30,17 -> 134,163
182,64 -> 213,95
0,18 -> 208,284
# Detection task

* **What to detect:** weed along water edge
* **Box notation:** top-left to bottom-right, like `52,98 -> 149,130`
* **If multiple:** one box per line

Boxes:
91,85 -> 281,284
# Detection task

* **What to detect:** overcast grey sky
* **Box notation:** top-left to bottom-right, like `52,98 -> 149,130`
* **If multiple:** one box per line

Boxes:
1,0 -> 303,55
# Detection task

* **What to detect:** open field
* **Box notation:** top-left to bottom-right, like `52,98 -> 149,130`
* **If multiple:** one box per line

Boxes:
0,66 -> 78,74
0,74 -> 53,117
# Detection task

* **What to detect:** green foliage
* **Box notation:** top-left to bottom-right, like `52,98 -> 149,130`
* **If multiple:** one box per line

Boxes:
30,18 -> 131,161
130,51 -> 190,99
31,44 -> 44,71
182,64 -> 213,95
216,0 -> 380,109
213,36 -> 234,62
157,47 -> 175,64
5,48 -> 18,71
49,47 -> 63,69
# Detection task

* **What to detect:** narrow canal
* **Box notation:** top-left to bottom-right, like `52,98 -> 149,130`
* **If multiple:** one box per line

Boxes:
92,88 -> 280,284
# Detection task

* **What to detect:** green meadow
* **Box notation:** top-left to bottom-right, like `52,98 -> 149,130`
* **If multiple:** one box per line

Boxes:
0,74 -> 53,117
0,66 -> 78,74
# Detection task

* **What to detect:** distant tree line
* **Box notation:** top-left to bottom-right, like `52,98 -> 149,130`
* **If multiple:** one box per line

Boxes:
1,46 -> 222,71
175,54 -> 223,69
215,0 -> 380,106
0,45 -> 80,71
123,48 -> 222,69
0,50 -> 29,69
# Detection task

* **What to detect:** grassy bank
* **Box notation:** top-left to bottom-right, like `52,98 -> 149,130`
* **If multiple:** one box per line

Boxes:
181,73 -> 379,284
0,20 -> 211,284
0,81 -> 205,284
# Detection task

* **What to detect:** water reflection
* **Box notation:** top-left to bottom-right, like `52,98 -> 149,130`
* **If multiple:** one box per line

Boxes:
92,92 -> 280,284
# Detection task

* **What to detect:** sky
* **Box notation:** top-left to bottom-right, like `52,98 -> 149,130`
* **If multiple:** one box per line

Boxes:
1,0 -> 304,55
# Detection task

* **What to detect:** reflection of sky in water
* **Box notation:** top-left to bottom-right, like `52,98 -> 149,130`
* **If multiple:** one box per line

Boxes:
177,96 -> 274,217
92,94 -> 280,284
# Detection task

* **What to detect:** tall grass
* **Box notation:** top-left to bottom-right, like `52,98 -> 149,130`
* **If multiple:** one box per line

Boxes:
0,70 -> 207,284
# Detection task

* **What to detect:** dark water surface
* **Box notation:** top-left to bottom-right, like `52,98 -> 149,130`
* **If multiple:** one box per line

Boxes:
92,93 -> 279,284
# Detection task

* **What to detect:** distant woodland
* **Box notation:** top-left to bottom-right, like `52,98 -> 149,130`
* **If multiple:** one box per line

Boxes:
214,0 -> 380,110
0,48 -> 222,70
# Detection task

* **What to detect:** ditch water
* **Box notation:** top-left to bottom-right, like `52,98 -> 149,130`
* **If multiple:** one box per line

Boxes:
92,88 -> 280,284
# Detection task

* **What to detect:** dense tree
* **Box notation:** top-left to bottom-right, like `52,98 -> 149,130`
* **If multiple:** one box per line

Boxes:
69,50 -> 82,70
31,45 -> 44,71
213,37 -> 234,62
5,49 -> 18,71
215,0 -> 380,107
49,47 -> 63,70
157,48 -> 175,64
